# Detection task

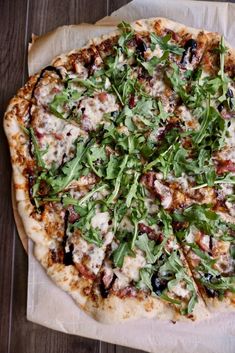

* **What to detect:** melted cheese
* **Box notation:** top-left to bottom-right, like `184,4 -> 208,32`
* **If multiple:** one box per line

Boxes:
177,105 -> 199,131
171,282 -> 190,298
80,93 -> 118,131
91,212 -> 110,233
144,46 -> 163,60
35,81 -> 64,107
119,216 -> 133,232
32,107 -> 86,168
112,250 -> 146,290
154,180 -> 172,209
121,250 -> 146,281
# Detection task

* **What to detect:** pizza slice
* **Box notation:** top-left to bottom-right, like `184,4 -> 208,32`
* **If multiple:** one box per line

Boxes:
84,204 -> 208,323
173,203 -> 235,312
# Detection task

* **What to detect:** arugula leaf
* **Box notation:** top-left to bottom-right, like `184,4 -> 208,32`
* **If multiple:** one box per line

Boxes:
173,204 -> 219,235
76,184 -> 107,206
126,172 -> 140,207
192,173 -> 235,190
150,33 -> 184,55
29,127 -> 46,169
107,155 -> 129,203
70,202 -> 104,247
112,242 -> 134,268
160,293 -> 181,305
137,267 -> 154,291
106,155 -> 120,180
86,144 -> 107,177
135,233 -> 157,263
82,228 -> 103,247
186,243 -> 216,265
49,86 -> 82,121
139,52 -> 169,76
166,63 -> 189,102
158,208 -> 173,238
117,21 -> 134,52
47,138 -> 93,194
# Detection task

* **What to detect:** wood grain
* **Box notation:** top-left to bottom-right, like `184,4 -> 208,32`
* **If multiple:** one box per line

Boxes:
0,1 -> 28,353
1,1 -> 234,353
108,0 -> 132,14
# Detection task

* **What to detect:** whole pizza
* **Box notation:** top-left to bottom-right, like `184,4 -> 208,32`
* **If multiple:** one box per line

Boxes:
4,18 -> 235,323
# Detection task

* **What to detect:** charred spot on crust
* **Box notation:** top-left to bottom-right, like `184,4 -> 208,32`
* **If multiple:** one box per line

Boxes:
50,248 -> 64,264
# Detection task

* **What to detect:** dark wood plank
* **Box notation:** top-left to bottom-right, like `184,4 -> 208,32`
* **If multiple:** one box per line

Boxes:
26,0 -> 107,39
0,1 -> 28,353
108,0 -> 131,15
6,0 -> 110,353
102,343 -> 146,353
8,1 -> 107,353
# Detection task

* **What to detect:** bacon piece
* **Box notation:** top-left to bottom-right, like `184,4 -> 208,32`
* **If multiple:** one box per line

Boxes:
217,160 -> 235,174
34,128 -> 44,140
195,232 -> 209,252
154,180 -> 173,209
53,132 -> 63,140
138,223 -> 163,243
129,94 -> 136,108
75,263 -> 95,280
97,92 -> 108,103
141,172 -> 173,209
67,206 -> 80,224
102,269 -> 114,289
221,111 -> 235,119
141,171 -> 156,190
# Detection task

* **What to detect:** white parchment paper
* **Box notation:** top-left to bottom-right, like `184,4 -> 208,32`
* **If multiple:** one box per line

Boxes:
21,1 -> 235,352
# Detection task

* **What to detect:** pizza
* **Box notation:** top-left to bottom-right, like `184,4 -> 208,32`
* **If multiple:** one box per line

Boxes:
4,17 -> 235,323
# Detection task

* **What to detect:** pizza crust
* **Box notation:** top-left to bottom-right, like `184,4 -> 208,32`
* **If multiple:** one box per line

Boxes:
34,243 -> 93,307
4,97 -> 33,202
84,291 -> 209,324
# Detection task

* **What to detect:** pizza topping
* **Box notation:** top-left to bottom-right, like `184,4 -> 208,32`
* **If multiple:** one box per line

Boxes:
181,39 -> 197,65
153,179 -> 173,209
151,273 -> 168,295
10,21 -> 235,319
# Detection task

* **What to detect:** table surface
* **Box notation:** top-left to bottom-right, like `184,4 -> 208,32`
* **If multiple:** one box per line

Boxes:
0,1 -> 234,353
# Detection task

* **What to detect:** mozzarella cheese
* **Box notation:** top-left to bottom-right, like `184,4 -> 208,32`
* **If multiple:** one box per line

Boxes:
80,93 -> 118,131
171,282 -> 190,299
91,212 -> 110,233
154,179 -> 172,209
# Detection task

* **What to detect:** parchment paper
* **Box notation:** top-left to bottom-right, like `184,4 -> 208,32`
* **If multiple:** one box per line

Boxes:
14,0 -> 235,352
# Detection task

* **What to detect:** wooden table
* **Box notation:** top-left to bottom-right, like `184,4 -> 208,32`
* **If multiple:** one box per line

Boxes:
0,1 -> 234,353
